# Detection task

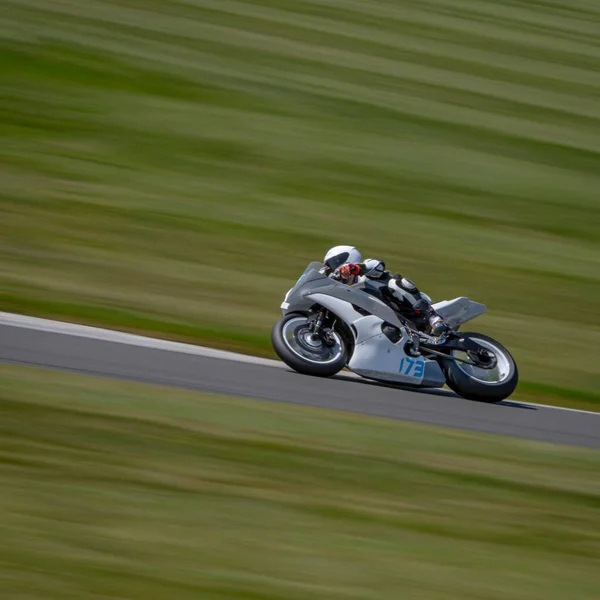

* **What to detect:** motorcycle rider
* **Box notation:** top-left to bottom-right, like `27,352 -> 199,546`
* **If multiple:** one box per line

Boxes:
320,245 -> 449,337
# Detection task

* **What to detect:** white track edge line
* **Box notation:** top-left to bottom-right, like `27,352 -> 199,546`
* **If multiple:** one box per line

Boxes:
0,312 -> 283,369
1,312 -> 598,416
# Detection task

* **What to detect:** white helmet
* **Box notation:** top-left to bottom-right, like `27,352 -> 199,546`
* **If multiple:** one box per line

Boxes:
323,245 -> 362,270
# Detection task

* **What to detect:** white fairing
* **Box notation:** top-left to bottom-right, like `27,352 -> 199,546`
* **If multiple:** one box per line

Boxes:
432,297 -> 486,329
281,287 -> 294,310
348,324 -> 429,384
304,293 -> 441,386
305,293 -> 385,334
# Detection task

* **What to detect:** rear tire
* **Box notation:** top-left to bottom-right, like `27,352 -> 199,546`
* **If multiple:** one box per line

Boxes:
440,333 -> 518,403
272,313 -> 349,377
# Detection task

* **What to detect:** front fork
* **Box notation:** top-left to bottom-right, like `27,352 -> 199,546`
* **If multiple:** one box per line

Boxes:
308,310 -> 337,347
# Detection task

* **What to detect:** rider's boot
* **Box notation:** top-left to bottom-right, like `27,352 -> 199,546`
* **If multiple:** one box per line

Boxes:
428,315 -> 447,336
427,313 -> 450,340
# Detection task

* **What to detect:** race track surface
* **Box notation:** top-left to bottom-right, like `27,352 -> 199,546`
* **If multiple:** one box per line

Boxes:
1,318 -> 599,448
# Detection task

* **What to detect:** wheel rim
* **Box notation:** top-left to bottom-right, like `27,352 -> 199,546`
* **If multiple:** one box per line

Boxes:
281,317 -> 344,364
452,337 -> 513,385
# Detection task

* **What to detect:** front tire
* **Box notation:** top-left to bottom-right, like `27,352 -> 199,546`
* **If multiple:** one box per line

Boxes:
272,313 -> 349,377
440,333 -> 519,403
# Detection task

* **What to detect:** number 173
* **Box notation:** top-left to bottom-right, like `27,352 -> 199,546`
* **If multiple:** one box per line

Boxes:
399,357 -> 425,378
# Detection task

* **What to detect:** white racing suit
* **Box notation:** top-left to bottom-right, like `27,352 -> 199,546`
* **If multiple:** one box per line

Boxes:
322,259 -> 447,335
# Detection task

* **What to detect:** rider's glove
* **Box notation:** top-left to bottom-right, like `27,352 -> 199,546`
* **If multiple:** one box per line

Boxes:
334,263 -> 363,282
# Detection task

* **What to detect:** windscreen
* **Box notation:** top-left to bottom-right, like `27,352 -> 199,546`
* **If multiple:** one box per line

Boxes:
287,262 -> 326,294
296,262 -> 325,284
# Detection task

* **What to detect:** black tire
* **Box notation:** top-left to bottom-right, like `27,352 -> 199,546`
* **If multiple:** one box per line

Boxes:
271,313 -> 349,377
440,333 -> 519,403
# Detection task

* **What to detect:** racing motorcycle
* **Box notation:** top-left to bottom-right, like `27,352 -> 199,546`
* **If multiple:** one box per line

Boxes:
272,262 -> 518,403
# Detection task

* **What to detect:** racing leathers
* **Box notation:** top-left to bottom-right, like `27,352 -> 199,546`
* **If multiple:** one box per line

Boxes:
321,260 -> 448,336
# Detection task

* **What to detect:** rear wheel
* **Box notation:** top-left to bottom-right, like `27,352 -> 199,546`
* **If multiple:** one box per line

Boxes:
272,313 -> 348,377
440,333 -> 518,403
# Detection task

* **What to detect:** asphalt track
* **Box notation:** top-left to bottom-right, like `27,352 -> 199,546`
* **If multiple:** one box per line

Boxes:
1,314 -> 599,448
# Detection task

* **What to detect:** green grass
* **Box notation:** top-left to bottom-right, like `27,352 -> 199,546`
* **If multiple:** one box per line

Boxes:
1,0 -> 600,405
1,365 -> 600,600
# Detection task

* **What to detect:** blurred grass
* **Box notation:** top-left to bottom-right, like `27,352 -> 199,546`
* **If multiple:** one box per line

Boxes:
1,364 -> 600,600
1,0 -> 600,403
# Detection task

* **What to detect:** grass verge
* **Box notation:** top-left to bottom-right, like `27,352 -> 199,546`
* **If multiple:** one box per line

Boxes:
1,365 -> 599,600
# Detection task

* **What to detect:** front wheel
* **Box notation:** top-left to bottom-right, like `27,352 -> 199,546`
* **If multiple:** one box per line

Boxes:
440,333 -> 518,403
272,313 -> 349,377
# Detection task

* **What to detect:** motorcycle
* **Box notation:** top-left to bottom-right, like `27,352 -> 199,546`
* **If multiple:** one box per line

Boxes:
272,262 -> 518,403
